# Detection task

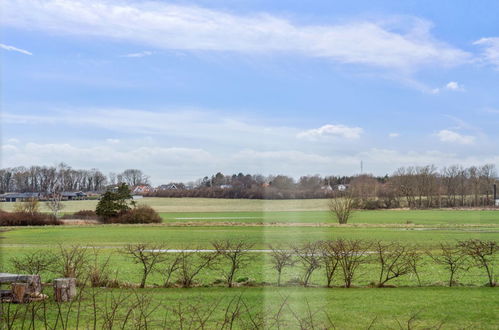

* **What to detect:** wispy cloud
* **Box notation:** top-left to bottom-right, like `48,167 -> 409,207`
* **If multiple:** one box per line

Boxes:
122,51 -> 153,58
436,129 -> 475,145
1,0 -> 470,71
0,43 -> 32,55
388,133 -> 400,138
474,37 -> 499,69
297,124 -> 363,140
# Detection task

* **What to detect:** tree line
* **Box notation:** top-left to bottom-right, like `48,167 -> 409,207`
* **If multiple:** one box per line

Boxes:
0,164 -> 149,193
1,163 -> 498,207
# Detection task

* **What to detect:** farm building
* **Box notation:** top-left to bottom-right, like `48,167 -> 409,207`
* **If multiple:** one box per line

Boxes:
61,192 -> 87,200
0,192 -> 42,202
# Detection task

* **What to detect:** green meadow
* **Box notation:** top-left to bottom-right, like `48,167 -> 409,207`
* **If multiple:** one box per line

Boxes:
1,198 -> 498,328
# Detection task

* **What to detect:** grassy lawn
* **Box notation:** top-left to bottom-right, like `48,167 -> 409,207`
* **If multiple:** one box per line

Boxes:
3,287 -> 498,329
2,225 -> 498,248
160,209 -> 499,225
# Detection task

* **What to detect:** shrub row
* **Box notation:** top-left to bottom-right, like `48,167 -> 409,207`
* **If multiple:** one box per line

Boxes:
9,239 -> 497,289
0,210 -> 62,226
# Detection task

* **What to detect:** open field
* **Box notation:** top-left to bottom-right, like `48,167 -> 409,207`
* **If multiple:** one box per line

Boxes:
1,198 -> 498,328
2,287 -> 498,329
0,198 -> 331,213
2,197 -> 498,225
2,225 -> 499,248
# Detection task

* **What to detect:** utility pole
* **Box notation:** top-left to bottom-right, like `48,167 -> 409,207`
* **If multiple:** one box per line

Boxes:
360,160 -> 363,174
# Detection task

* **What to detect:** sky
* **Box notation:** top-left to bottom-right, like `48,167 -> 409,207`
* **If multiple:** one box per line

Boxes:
1,0 -> 499,184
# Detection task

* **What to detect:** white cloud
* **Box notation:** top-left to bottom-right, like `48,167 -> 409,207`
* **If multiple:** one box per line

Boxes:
431,81 -> 464,94
0,43 -> 32,55
388,133 -> 400,138
122,51 -> 153,58
445,81 -> 464,91
474,37 -> 499,69
106,138 -> 120,144
436,130 -> 475,145
1,0 -> 470,71
297,124 -> 363,140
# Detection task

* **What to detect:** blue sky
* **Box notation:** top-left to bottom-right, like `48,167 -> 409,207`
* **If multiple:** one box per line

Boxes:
1,0 -> 499,184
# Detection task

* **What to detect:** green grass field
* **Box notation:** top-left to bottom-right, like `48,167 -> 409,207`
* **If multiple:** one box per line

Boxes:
1,198 -> 498,328
2,287 -> 497,329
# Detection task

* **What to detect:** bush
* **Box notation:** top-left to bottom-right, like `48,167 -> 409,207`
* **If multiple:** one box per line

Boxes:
0,210 -> 62,226
61,210 -> 98,220
106,205 -> 162,224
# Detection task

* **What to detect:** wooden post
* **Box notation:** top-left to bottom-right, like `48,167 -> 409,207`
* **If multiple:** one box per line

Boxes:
53,278 -> 76,302
11,283 -> 28,303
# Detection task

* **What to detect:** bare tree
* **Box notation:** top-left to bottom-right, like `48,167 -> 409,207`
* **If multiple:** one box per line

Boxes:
46,193 -> 65,218
458,239 -> 498,287
329,194 -> 356,224
331,239 -> 371,288
10,250 -> 57,275
427,243 -> 469,287
293,242 -> 322,287
268,244 -> 295,286
123,243 -> 166,288
13,197 -> 40,215
406,246 -> 425,287
156,252 -> 183,287
177,248 -> 219,288
374,241 -> 412,287
57,245 -> 90,279
321,240 -> 340,288
212,240 -> 255,288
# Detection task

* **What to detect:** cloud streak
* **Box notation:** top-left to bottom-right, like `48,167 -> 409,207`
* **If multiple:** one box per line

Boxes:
0,43 -> 32,55
2,0 -> 471,71
297,124 -> 363,140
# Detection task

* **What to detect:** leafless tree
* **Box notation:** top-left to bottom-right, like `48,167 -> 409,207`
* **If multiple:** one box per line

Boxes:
46,193 -> 65,218
212,240 -> 255,287
329,194 -> 356,224
320,240 -> 340,288
427,243 -> 469,287
177,248 -> 219,288
57,245 -> 90,279
458,239 -> 498,287
293,242 -> 322,287
156,252 -> 183,287
123,243 -> 166,288
10,250 -> 57,275
268,244 -> 295,286
331,239 -> 371,288
406,246 -> 425,286
13,197 -> 40,215
374,241 -> 412,287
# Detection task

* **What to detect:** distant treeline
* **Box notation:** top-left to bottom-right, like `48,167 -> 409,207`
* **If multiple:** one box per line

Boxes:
148,165 -> 499,208
0,164 -> 148,193
1,163 -> 498,208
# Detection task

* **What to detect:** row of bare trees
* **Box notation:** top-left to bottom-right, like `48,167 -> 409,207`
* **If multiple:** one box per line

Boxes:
0,164 -> 149,193
8,240 -> 497,290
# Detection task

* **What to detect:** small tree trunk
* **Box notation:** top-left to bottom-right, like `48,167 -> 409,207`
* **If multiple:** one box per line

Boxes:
11,283 -> 28,303
53,278 -> 76,302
